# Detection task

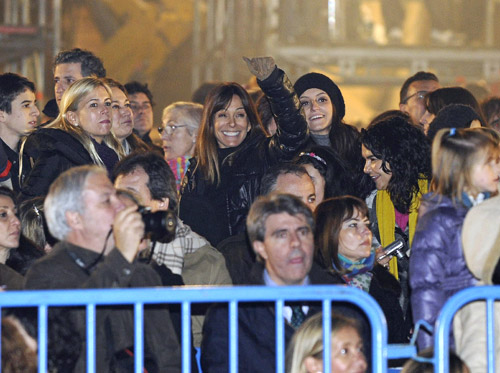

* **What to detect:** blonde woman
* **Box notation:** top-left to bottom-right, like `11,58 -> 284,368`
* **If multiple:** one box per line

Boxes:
21,77 -> 123,198
286,312 -> 367,373
104,78 -> 149,155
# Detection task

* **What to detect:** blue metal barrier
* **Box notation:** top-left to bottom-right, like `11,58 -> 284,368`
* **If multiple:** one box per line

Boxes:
0,285 -> 404,373
433,286 -> 500,373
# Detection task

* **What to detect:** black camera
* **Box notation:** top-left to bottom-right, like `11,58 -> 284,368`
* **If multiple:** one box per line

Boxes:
378,238 -> 406,261
138,207 -> 177,243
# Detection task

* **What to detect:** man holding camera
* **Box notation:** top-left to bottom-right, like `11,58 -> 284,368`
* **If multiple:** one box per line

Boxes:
24,165 -> 181,372
112,151 -> 231,347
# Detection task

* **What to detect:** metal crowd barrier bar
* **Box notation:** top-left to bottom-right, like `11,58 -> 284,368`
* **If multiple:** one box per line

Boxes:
434,286 -> 500,373
0,285 -> 398,373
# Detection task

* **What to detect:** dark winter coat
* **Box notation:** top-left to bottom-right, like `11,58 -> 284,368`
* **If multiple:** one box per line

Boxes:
409,193 -> 477,350
200,262 -> 363,373
20,128 -> 93,199
179,67 -> 308,246
368,265 -> 412,343
24,241 -> 182,373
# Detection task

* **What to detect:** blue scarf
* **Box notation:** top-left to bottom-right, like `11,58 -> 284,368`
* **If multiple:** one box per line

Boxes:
333,250 -> 376,292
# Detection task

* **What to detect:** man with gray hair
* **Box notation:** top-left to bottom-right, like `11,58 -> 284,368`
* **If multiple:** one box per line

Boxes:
201,193 -> 342,372
25,165 -> 181,372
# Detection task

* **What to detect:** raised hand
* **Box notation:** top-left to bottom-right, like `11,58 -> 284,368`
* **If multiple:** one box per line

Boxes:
243,56 -> 276,81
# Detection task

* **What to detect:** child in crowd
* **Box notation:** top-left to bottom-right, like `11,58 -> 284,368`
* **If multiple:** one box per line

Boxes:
410,127 -> 500,350
285,312 -> 367,373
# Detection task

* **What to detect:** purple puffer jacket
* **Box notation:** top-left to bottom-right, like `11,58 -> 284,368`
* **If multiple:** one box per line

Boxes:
409,193 -> 477,350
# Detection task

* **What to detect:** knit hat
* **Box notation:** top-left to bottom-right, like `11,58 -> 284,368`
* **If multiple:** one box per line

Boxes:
427,104 -> 482,142
294,72 -> 345,120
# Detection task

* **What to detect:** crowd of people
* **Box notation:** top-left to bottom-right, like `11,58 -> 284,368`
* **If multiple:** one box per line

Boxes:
0,47 -> 499,372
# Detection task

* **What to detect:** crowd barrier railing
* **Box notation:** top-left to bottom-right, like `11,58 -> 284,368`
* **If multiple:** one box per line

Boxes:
0,284 -> 411,373
432,285 -> 500,373
2,284 -> 498,372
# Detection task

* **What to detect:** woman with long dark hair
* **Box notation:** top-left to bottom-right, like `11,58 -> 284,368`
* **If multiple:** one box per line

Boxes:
361,114 -> 431,321
294,73 -> 373,198
179,57 -> 308,245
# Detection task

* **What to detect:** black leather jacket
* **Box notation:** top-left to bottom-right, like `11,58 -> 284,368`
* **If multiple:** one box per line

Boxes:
179,67 -> 308,245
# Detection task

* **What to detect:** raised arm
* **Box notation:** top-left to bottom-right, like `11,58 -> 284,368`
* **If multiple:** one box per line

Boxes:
244,56 -> 308,159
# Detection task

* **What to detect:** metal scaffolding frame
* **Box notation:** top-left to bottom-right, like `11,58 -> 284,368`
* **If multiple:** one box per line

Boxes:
192,0 -> 500,87
0,0 -> 61,96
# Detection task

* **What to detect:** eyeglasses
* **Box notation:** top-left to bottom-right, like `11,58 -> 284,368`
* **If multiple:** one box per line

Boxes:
158,124 -> 187,135
401,91 -> 428,104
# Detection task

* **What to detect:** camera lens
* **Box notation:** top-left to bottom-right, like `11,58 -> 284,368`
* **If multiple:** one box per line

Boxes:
139,207 -> 177,243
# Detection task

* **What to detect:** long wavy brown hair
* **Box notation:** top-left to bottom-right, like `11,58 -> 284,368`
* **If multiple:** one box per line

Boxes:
193,82 -> 261,184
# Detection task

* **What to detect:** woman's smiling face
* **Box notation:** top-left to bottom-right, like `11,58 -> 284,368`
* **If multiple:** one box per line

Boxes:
299,88 -> 334,135
213,94 -> 250,148
361,145 -> 392,190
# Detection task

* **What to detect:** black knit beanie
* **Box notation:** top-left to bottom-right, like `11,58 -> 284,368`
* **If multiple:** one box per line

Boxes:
294,72 -> 345,120
427,103 -> 482,141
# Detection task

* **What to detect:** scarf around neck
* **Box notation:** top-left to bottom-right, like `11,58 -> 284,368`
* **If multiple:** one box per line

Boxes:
333,250 -> 376,292
376,178 -> 428,279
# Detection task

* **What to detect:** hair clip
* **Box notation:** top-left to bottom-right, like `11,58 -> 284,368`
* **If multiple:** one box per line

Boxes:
33,204 -> 40,217
449,127 -> 457,136
299,152 -> 327,166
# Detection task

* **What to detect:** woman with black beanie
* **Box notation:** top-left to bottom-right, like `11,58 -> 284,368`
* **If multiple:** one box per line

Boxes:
293,72 -> 373,198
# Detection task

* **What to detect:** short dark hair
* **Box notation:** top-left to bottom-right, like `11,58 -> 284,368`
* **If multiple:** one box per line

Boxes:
53,48 -> 106,78
260,163 -> 309,196
424,86 -> 481,116
247,193 -> 314,243
124,81 -> 154,106
400,71 -> 439,104
112,151 -> 178,213
315,196 -> 369,275
0,73 -> 36,114
481,96 -> 500,129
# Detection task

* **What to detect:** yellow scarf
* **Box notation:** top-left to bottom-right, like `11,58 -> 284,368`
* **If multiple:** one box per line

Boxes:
375,179 -> 428,279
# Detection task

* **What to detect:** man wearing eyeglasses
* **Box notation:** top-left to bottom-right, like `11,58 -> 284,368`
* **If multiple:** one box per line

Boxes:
399,71 -> 440,126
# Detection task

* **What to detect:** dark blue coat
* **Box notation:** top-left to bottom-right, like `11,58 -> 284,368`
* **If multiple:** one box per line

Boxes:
200,263 -> 364,373
409,193 -> 477,350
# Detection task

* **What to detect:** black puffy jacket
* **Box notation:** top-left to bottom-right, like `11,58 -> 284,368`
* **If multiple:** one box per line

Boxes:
179,67 -> 308,246
20,128 -> 93,199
